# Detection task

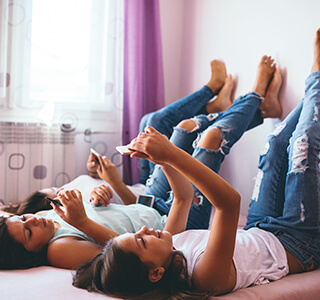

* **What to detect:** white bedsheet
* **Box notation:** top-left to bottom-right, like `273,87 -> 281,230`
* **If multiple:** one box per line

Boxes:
1,265 -> 320,299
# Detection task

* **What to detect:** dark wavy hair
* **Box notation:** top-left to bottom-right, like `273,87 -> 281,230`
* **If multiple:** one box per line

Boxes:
3,191 -> 51,215
73,239 -> 213,300
0,216 -> 49,269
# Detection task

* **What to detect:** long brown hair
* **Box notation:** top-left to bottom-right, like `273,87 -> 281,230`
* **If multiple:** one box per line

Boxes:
3,191 -> 51,215
73,239 -> 213,300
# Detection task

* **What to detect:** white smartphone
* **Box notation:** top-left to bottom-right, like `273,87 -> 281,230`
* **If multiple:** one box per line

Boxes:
136,194 -> 155,207
116,145 -> 133,155
90,148 -> 101,164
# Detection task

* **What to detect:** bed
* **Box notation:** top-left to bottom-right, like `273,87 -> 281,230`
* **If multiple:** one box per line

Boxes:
2,214 -> 320,299
2,265 -> 320,299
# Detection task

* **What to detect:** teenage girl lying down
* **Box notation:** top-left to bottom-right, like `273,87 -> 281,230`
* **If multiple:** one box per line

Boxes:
72,29 -> 320,299
0,54 -> 281,271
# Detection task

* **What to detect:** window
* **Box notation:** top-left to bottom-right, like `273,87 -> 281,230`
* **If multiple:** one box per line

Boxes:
30,0 -> 109,106
0,0 -> 124,116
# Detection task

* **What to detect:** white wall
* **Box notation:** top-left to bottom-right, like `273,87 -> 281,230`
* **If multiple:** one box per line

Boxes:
160,0 -> 320,214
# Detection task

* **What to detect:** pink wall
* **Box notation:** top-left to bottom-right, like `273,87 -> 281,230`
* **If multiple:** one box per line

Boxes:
160,0 -> 320,214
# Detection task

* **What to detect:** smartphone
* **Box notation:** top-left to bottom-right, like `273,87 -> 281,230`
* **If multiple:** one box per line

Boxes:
45,196 -> 63,207
116,145 -> 133,155
90,148 -> 101,165
136,195 -> 155,207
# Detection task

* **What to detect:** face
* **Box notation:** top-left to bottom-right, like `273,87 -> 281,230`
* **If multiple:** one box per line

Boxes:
39,187 -> 63,199
115,226 -> 173,268
6,214 -> 56,252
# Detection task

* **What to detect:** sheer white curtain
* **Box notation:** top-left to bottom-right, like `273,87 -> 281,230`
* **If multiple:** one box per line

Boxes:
0,0 -> 124,205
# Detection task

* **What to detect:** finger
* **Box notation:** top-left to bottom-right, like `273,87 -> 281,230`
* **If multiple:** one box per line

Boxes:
74,189 -> 82,200
106,186 -> 113,198
90,198 -> 101,206
57,191 -> 71,206
51,202 -> 65,217
102,156 -> 112,166
98,155 -> 107,169
130,152 -> 149,159
144,126 -> 158,134
100,185 -> 113,198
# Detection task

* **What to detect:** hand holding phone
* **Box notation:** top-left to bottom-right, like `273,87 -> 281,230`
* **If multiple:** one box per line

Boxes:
90,148 -> 101,165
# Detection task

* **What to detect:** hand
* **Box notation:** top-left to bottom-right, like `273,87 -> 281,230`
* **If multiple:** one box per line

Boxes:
96,156 -> 121,185
129,126 -> 175,165
90,184 -> 113,207
87,152 -> 100,178
51,189 -> 88,228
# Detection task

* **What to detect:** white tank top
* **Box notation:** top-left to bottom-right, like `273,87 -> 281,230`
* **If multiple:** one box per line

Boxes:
173,227 -> 289,291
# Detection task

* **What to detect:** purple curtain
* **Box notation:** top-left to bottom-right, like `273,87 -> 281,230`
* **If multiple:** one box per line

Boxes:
123,0 -> 165,184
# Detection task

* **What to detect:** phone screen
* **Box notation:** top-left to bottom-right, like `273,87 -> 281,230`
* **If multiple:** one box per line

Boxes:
137,195 -> 154,207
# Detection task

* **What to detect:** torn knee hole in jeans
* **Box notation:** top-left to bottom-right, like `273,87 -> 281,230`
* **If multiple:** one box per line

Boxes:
314,106 -> 319,122
188,114 -> 216,133
290,134 -> 309,173
196,126 -> 230,154
178,114 -> 214,133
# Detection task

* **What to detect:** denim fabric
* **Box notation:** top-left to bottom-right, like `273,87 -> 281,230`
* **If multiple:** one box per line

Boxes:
138,86 -> 214,184
245,71 -> 320,269
148,92 -> 264,229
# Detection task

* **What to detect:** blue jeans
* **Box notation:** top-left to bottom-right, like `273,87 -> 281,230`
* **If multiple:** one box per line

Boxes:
245,72 -> 320,270
138,86 -> 213,184
145,92 -> 264,229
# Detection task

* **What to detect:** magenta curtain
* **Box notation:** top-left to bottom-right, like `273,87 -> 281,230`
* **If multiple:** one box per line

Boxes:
122,0 -> 165,184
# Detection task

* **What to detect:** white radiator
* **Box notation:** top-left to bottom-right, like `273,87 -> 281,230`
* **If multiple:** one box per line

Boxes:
0,122 -> 76,205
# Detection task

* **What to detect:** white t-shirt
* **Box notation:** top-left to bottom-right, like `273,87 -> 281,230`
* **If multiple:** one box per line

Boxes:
61,175 -> 146,205
173,228 -> 289,291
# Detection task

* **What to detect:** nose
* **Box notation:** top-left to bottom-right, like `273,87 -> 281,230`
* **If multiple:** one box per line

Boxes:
25,216 -> 40,226
139,226 -> 157,237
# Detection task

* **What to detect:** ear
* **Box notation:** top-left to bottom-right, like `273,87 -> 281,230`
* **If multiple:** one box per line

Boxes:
148,267 -> 165,283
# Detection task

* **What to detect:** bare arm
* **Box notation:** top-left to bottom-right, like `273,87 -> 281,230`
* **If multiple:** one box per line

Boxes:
96,155 -> 137,205
130,126 -> 240,294
47,237 -> 102,269
161,164 -> 194,235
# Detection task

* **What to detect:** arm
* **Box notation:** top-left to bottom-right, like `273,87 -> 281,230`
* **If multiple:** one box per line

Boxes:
47,237 -> 103,269
52,190 -> 120,246
130,126 -> 240,294
161,164 -> 194,235
96,155 -> 137,205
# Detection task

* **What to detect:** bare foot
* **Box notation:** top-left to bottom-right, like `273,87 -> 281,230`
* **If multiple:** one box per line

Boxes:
206,74 -> 234,113
260,67 -> 282,118
206,60 -> 227,94
311,28 -> 320,73
252,55 -> 276,97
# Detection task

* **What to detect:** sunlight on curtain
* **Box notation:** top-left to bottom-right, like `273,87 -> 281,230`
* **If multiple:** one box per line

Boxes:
0,0 -> 124,205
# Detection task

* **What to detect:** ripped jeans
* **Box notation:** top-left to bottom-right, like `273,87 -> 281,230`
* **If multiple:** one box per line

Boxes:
145,92 -> 264,229
245,71 -> 320,270
139,86 -> 212,185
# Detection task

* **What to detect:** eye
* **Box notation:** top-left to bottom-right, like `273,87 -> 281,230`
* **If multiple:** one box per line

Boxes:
139,237 -> 146,248
21,215 -> 26,221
